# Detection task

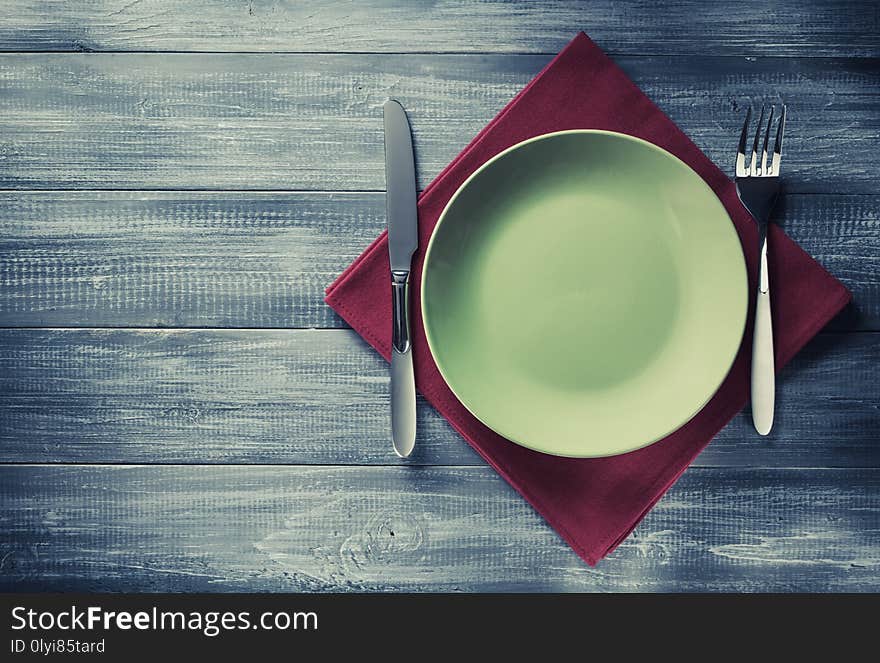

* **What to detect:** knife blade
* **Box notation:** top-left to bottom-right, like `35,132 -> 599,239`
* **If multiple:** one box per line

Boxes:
384,99 -> 418,457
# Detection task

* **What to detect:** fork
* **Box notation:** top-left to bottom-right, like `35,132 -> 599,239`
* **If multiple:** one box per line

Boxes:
735,104 -> 786,436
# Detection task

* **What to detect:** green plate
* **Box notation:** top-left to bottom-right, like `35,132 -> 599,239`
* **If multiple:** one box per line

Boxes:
421,130 -> 748,457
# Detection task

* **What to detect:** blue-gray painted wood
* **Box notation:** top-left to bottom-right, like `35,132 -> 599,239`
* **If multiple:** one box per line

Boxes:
0,1 -> 876,57
0,330 -> 876,467
0,465 -> 877,592
0,192 -> 876,330
0,55 -> 877,193
0,2 -> 878,592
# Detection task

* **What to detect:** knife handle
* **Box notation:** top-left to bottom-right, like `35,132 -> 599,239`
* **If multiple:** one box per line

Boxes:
391,270 -> 411,354
391,269 -> 416,457
751,237 -> 775,436
391,348 -> 416,457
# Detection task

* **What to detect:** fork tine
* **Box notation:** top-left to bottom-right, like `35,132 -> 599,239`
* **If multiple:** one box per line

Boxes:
760,106 -> 774,175
771,105 -> 786,174
736,106 -> 751,177
750,105 -> 765,175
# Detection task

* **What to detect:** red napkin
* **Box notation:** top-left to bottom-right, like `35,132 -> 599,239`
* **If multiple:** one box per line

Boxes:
325,32 -> 851,565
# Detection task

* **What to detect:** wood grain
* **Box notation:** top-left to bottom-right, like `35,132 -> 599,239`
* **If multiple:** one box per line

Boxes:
0,329 -> 875,467
0,1 -> 876,57
1,465 -> 876,592
0,191 -> 379,329
1,55 -> 877,192
0,192 -> 875,330
0,2 -> 877,593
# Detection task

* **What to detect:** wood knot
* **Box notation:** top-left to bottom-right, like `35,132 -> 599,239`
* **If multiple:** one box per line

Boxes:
0,543 -> 43,578
71,39 -> 95,53
625,529 -> 675,562
362,512 -> 424,558
339,511 -> 426,576
161,403 -> 202,424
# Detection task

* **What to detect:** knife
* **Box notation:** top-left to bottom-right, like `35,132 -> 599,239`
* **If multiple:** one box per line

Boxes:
384,99 -> 418,458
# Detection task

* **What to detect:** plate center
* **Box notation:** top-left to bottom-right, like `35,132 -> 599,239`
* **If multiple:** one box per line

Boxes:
479,189 -> 681,391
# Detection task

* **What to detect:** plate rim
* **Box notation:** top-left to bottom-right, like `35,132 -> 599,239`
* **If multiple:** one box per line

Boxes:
420,129 -> 748,458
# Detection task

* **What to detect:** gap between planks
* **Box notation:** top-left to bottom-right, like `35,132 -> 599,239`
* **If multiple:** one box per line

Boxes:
0,463 -> 875,471
0,189 -> 878,195
2,51 -> 878,59
0,327 -> 872,334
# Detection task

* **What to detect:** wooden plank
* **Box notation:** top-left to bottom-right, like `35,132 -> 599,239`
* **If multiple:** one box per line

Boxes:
0,465 -> 876,592
0,191 -> 379,329
0,192 -> 876,330
779,195 -> 880,332
0,55 -> 877,193
0,1 -> 876,57
0,329 -> 875,467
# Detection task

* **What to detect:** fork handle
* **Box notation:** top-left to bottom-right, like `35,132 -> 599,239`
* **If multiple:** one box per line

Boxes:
751,237 -> 775,435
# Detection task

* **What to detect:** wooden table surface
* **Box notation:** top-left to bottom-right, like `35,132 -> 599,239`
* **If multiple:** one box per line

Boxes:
1,1 -> 878,592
